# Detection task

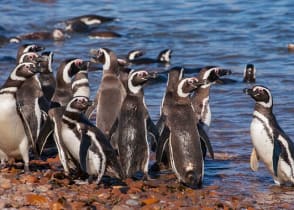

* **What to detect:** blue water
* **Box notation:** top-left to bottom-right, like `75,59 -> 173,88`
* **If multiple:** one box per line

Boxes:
1,0 -> 294,208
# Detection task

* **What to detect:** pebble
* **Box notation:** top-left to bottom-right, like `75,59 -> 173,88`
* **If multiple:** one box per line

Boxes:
125,199 -> 140,206
128,194 -> 140,200
112,204 -> 134,210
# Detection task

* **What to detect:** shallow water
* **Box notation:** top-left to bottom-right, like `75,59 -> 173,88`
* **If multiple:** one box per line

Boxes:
0,0 -> 294,208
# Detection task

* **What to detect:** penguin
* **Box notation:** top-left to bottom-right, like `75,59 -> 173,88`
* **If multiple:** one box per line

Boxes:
88,31 -> 122,39
50,58 -> 90,108
243,63 -> 256,83
16,44 -> 45,63
156,67 -> 213,166
244,85 -> 294,185
64,14 -> 116,33
0,62 -> 40,172
156,77 -> 204,188
191,66 -> 232,131
16,51 -> 51,158
127,49 -> 172,65
126,49 -> 145,61
87,48 -> 126,137
38,51 -> 56,102
109,70 -> 157,179
15,28 -> 66,41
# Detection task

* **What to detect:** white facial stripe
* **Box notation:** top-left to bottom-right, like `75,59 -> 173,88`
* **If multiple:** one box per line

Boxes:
162,50 -> 171,62
128,71 -> 142,94
48,52 -> 53,72
100,48 -> 111,71
177,79 -> 190,98
63,60 -> 76,84
0,87 -> 18,93
253,67 -> 256,79
11,63 -> 34,81
128,51 -> 140,60
72,78 -> 89,88
23,45 -> 36,53
203,67 -> 218,80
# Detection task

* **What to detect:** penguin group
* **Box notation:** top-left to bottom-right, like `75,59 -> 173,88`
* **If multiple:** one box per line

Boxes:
1,15 -> 294,189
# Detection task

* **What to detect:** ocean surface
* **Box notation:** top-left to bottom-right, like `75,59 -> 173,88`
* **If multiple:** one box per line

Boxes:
0,0 -> 294,208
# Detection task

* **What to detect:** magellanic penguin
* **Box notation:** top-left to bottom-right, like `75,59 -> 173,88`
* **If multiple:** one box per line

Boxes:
0,62 -> 41,172
156,76 -> 205,188
50,58 -> 90,108
127,49 -> 172,66
192,66 -> 232,132
38,51 -> 56,102
109,70 -> 157,179
15,28 -> 66,41
16,51 -> 48,158
156,67 -> 213,165
87,48 -> 126,137
64,14 -> 117,33
243,63 -> 256,83
16,44 -> 45,63
244,85 -> 294,186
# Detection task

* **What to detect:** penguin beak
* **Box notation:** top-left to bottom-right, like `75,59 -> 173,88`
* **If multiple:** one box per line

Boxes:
243,88 -> 253,95
33,45 -> 45,52
80,61 -> 90,70
87,100 -> 93,107
146,72 -> 157,79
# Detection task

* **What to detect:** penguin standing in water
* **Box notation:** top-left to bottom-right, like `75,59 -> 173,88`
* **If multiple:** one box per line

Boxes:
87,48 -> 126,137
50,58 -> 90,107
109,70 -> 157,179
192,66 -> 232,132
244,85 -> 294,185
243,63 -> 256,83
0,62 -> 41,171
156,77 -> 205,188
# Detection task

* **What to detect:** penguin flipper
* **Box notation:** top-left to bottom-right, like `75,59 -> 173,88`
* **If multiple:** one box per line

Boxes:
156,114 -> 166,137
147,116 -> 159,152
250,148 -> 259,171
16,101 -> 39,158
109,119 -> 118,149
156,125 -> 170,163
79,131 -> 91,173
273,139 -> 282,177
198,123 -> 214,159
36,116 -> 54,155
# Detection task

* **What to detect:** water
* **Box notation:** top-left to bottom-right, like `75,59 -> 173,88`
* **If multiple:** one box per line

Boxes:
0,0 -> 294,208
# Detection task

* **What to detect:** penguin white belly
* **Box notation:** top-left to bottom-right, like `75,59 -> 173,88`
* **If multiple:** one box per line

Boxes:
61,125 -> 80,161
0,95 -> 26,157
250,118 -> 274,173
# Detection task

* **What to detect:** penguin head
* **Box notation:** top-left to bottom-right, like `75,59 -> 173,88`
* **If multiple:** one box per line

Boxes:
166,66 -> 184,91
177,77 -> 204,98
243,63 -> 256,83
182,170 -> 203,189
38,51 -> 54,73
128,70 -> 157,94
18,52 -> 40,64
243,85 -> 273,108
11,62 -> 38,81
90,48 -> 118,71
16,44 -> 45,63
67,58 -> 90,77
198,66 -> 232,86
127,49 -> 144,60
158,48 -> 172,63
52,28 -> 66,41
67,96 -> 92,112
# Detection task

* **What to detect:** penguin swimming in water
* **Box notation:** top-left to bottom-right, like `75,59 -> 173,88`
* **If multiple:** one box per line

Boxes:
244,85 -> 294,186
109,70 -> 157,179
0,62 -> 41,171
156,76 -> 205,188
87,48 -> 126,137
243,63 -> 256,83
50,58 -> 90,108
127,49 -> 172,66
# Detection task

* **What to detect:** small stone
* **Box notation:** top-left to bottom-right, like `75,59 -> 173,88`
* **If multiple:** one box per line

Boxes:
126,199 -> 140,206
112,204 -> 134,210
0,178 -> 12,189
129,194 -> 140,200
